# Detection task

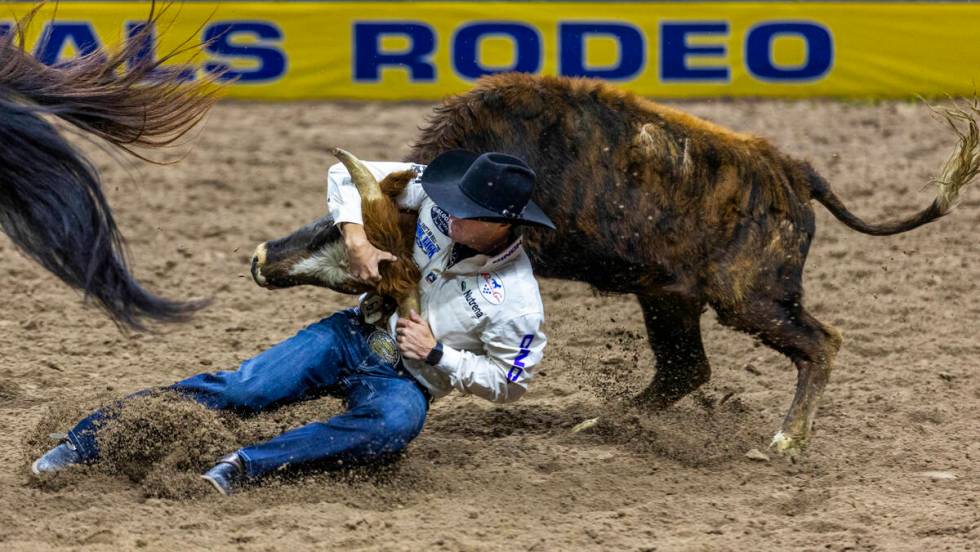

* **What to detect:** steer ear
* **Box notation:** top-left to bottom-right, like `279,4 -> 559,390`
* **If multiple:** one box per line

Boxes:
329,147 -> 383,201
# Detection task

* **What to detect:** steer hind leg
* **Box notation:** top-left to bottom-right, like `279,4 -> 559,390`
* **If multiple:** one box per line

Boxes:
634,295 -> 711,409
717,297 -> 842,455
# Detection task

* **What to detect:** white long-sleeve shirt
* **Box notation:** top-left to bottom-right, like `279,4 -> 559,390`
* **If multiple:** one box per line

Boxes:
327,161 -> 547,403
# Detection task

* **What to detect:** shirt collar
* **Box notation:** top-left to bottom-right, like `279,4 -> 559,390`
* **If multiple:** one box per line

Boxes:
444,236 -> 525,275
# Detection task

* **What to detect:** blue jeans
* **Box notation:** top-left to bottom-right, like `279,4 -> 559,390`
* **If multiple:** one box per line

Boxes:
67,310 -> 429,479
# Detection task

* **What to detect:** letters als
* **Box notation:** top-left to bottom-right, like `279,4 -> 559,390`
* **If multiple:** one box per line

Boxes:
25,20 -> 287,83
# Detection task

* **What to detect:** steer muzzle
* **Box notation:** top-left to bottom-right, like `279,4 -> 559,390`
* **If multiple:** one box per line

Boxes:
249,215 -> 366,294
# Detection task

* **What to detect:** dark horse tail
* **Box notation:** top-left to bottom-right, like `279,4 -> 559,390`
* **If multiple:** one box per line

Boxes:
804,102 -> 980,237
0,6 -> 220,330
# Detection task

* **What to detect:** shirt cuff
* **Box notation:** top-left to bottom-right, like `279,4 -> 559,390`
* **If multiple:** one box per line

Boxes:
331,211 -> 364,227
434,344 -> 463,374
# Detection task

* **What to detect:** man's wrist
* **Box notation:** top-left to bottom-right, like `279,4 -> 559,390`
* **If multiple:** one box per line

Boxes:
340,223 -> 367,245
424,341 -> 444,366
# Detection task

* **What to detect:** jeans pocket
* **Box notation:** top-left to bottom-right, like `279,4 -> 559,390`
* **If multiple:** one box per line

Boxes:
355,356 -> 396,378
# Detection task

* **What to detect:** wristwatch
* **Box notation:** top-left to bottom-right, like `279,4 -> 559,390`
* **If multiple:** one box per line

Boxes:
424,341 -> 444,366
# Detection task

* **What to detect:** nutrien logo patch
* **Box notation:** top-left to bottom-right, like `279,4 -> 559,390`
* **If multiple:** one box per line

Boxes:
478,271 -> 505,305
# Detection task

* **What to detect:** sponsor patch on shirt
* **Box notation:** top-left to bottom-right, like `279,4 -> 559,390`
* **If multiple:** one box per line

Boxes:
478,271 -> 505,305
415,222 -> 440,259
430,205 -> 450,236
463,288 -> 485,319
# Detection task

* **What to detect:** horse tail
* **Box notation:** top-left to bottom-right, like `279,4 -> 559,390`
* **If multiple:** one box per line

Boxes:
0,5 -> 220,330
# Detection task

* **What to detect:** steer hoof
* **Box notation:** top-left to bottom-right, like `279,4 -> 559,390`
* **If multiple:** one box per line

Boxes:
571,417 -> 600,433
769,431 -> 807,457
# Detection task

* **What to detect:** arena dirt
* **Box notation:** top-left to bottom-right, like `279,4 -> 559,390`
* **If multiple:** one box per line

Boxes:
1,99 -> 977,550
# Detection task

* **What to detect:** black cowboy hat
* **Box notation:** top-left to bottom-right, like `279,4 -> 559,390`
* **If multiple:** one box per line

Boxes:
420,150 -> 556,230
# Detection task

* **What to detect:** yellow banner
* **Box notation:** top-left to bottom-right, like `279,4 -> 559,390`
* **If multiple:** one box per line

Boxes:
3,2 -> 980,100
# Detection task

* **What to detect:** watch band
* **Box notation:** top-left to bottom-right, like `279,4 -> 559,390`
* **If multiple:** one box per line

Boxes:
424,341 -> 444,366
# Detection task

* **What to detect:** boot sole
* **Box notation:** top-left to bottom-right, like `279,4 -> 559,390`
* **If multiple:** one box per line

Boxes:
201,474 -> 232,496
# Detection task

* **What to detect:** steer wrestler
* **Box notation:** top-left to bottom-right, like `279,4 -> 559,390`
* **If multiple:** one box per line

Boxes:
32,151 -> 555,495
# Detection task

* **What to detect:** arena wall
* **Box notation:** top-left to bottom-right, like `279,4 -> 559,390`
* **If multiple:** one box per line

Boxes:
3,2 -> 980,99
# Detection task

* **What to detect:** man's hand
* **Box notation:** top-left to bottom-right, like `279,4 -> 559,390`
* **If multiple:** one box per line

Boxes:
395,310 -> 437,361
341,223 -> 397,283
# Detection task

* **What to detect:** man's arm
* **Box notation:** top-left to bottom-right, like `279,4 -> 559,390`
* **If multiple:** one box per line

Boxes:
398,312 -> 547,403
327,161 -> 424,282
440,313 -> 546,403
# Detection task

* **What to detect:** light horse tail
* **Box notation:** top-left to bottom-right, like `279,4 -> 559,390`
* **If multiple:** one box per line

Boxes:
0,6 -> 220,330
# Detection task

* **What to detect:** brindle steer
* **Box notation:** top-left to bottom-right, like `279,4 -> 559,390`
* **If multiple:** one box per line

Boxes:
252,74 -> 979,454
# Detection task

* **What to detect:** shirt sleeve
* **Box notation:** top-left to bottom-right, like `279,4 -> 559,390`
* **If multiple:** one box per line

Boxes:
326,161 -> 427,226
434,313 -> 547,403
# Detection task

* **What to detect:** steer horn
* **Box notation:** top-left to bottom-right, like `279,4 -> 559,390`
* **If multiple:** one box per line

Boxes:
327,148 -> 422,317
329,147 -> 384,202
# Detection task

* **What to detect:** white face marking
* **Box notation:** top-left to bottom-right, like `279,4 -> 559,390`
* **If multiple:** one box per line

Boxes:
288,240 -> 356,289
252,243 -> 268,286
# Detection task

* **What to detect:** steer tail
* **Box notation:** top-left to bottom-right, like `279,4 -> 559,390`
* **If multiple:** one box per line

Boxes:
805,101 -> 980,236
0,5 -> 220,330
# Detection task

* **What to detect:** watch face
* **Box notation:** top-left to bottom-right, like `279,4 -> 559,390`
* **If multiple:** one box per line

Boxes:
425,343 -> 444,366
367,330 -> 401,365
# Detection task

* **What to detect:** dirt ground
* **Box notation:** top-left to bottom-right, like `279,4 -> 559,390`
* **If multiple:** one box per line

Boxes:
0,98 -> 977,551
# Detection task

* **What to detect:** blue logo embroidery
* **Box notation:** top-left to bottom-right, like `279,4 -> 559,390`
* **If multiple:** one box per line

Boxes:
415,223 -> 440,258
508,334 -> 534,382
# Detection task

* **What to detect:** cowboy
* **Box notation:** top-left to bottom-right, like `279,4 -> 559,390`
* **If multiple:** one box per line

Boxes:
32,150 -> 555,495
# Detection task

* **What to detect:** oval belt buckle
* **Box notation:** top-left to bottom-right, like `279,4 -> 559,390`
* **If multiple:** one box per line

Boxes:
367,329 -> 401,365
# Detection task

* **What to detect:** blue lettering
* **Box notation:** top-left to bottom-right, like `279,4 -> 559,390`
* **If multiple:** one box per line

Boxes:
415,224 -> 438,258
0,23 -> 11,38
453,22 -> 540,80
660,22 -> 729,82
125,22 -> 196,81
745,22 -> 833,82
512,334 -> 535,381
354,22 -> 436,82
559,22 -> 644,80
203,22 -> 286,83
35,22 -> 102,66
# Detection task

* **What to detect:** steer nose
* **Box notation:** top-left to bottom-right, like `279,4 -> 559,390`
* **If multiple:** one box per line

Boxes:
251,243 -> 268,287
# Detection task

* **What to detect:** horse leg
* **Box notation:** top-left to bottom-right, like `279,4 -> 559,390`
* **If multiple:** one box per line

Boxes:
634,294 -> 712,409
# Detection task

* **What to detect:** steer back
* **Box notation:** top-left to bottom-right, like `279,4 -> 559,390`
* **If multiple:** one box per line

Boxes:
251,149 -> 420,313
409,74 -> 976,303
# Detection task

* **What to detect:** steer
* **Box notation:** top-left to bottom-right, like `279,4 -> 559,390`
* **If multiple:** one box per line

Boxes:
250,74 -> 978,455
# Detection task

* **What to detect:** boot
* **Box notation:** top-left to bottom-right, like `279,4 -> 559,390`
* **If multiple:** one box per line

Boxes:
31,442 -> 82,475
201,452 -> 246,496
